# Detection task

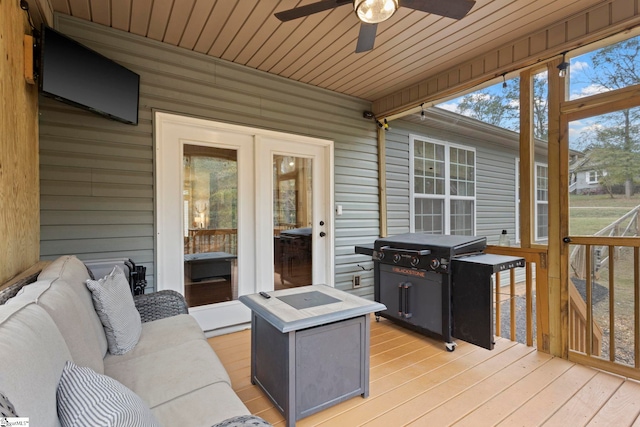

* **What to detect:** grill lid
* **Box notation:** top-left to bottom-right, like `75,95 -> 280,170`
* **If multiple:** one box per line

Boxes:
374,233 -> 486,256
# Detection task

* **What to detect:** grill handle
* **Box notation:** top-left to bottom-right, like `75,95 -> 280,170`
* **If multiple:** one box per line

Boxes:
397,282 -> 413,319
379,246 -> 431,256
403,282 -> 412,319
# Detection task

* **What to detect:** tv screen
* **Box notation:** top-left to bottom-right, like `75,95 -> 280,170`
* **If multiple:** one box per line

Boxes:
39,26 -> 140,125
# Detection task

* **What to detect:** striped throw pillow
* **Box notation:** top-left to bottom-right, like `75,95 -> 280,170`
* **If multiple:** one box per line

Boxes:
86,265 -> 141,355
0,391 -> 17,417
57,361 -> 161,427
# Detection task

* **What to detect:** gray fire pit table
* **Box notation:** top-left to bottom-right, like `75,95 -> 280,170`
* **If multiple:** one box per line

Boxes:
239,285 -> 385,427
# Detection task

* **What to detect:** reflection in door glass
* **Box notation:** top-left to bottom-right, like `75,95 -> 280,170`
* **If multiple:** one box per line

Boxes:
183,144 -> 238,308
273,155 -> 313,290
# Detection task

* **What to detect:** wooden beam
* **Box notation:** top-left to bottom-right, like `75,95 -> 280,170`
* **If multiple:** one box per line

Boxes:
372,0 -> 640,117
378,127 -> 388,238
519,69 -> 534,248
547,57 -> 568,358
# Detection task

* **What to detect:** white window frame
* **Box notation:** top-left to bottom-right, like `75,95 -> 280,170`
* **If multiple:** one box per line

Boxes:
535,162 -> 549,242
515,159 -> 549,243
409,134 -> 476,235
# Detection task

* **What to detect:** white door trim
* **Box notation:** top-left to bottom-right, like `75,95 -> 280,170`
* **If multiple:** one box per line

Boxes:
154,111 -> 334,332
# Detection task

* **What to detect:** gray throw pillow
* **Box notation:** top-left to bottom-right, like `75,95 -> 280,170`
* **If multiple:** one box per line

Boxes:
86,265 -> 141,355
57,360 -> 161,427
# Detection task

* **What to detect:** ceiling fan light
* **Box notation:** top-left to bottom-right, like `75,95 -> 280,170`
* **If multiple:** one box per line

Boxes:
354,0 -> 398,24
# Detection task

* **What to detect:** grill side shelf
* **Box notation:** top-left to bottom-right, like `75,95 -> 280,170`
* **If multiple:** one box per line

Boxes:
354,243 -> 374,257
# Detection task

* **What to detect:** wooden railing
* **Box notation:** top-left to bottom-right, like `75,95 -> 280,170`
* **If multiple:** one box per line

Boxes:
570,205 -> 640,279
567,236 -> 640,380
485,245 -> 550,352
569,278 -> 602,356
186,228 -> 238,255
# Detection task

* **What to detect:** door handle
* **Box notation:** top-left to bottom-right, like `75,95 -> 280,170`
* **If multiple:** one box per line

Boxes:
319,231 -> 326,237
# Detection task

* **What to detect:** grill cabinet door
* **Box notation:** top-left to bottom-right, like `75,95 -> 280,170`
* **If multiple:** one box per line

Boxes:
451,260 -> 494,350
378,264 -> 443,335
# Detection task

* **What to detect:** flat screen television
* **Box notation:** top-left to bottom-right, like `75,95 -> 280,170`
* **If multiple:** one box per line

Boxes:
38,26 -> 140,125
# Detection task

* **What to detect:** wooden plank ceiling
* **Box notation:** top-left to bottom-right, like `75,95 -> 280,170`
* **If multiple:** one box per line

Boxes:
47,0 -> 606,102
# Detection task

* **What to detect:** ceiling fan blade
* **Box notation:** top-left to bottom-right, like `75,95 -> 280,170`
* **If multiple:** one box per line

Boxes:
275,0 -> 352,22
355,23 -> 377,53
399,0 -> 476,20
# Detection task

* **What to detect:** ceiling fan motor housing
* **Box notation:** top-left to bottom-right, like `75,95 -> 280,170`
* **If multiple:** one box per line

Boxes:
354,0 -> 399,24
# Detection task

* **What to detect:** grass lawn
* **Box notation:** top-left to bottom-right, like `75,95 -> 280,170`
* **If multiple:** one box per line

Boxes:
569,194 -> 640,235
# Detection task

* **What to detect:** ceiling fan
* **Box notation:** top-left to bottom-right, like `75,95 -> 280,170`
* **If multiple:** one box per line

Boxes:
274,0 -> 476,53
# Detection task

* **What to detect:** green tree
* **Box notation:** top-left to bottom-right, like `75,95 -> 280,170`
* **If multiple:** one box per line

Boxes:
576,38 -> 640,197
455,74 -> 548,140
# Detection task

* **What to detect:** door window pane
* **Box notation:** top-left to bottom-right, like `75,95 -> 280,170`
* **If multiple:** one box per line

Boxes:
183,144 -> 238,308
273,155 -> 313,289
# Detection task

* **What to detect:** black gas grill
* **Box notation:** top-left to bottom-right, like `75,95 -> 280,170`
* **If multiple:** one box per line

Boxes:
356,233 -> 525,351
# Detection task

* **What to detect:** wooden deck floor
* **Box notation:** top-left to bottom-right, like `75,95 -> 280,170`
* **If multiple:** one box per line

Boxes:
208,316 -> 640,426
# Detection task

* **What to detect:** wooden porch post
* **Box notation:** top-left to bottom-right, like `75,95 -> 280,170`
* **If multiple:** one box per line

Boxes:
378,126 -> 388,238
547,57 -> 569,358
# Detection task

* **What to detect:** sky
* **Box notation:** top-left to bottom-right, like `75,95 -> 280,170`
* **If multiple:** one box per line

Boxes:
433,38 -> 639,151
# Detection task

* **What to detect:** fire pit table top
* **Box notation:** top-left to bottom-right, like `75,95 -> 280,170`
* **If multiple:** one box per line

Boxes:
239,285 -> 386,333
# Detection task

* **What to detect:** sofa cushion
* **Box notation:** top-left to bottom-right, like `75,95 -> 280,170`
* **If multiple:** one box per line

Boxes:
0,298 -> 72,426
151,382 -> 251,427
37,255 -> 109,360
105,339 -> 231,409
9,279 -> 107,374
86,265 -> 142,355
57,361 -> 161,427
104,314 -> 205,367
39,255 -> 92,284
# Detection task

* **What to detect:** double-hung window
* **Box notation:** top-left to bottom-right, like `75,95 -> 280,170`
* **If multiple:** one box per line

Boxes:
411,135 -> 476,235
535,163 -> 549,241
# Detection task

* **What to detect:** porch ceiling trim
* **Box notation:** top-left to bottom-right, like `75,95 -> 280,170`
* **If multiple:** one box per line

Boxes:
372,0 -> 640,118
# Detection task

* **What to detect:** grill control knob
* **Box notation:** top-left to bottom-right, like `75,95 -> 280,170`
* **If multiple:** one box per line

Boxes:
375,251 -> 385,261
393,253 -> 401,263
410,256 -> 419,267
430,258 -> 440,270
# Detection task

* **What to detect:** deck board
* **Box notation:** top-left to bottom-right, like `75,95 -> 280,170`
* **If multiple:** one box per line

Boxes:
208,316 -> 640,426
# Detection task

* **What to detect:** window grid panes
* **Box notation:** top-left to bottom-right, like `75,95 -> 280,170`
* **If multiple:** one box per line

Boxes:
450,200 -> 474,235
414,139 -> 445,195
413,137 -> 475,235
536,164 -> 549,240
414,198 -> 444,234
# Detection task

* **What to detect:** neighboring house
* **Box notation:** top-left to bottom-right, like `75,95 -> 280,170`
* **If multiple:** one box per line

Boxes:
569,150 -> 608,195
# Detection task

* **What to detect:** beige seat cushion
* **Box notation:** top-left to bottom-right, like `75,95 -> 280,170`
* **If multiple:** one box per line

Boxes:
151,382 -> 251,427
104,314 -> 205,367
105,339 -> 231,408
0,299 -> 71,427
9,279 -> 107,373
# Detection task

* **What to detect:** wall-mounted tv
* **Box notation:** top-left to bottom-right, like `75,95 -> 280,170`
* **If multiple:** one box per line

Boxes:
39,26 -> 140,125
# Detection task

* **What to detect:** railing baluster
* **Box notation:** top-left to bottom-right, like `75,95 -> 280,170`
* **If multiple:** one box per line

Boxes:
635,247 -> 639,368
495,272 -> 501,337
526,261 -> 533,346
510,268 -> 516,343
609,245 -> 615,363
586,244 -> 593,357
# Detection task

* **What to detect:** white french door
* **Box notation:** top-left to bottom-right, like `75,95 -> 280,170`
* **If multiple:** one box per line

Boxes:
155,112 -> 334,332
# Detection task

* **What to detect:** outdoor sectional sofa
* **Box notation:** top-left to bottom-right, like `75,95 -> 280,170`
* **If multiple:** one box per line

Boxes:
0,255 -> 269,426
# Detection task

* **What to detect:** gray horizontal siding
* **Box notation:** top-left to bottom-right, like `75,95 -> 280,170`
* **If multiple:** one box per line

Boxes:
386,118 -> 524,243
39,14 -> 378,296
